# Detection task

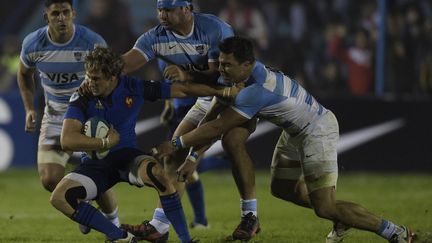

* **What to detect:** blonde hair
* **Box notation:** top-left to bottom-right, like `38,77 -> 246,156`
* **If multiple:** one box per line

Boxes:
85,46 -> 124,78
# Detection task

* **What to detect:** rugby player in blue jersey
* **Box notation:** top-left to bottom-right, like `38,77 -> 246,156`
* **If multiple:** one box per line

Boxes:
121,0 -> 259,241
156,36 -> 417,243
17,0 -> 120,235
50,46 -> 235,242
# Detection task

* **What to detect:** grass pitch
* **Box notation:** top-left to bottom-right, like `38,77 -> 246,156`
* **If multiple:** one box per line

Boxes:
0,169 -> 431,243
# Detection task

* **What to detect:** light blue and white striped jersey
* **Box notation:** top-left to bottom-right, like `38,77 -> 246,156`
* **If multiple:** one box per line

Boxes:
133,13 -> 234,109
20,24 -> 106,115
230,61 -> 327,136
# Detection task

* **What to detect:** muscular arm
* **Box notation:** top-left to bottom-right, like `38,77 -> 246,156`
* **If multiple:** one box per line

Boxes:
169,82 -> 226,98
17,61 -> 36,113
187,99 -> 229,155
61,118 -> 104,151
182,107 -> 249,148
122,49 -> 148,74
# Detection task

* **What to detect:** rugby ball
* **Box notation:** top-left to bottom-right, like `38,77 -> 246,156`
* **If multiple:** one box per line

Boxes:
83,116 -> 110,160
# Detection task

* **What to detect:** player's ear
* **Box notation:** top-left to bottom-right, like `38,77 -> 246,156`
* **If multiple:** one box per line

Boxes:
72,9 -> 77,19
43,12 -> 49,23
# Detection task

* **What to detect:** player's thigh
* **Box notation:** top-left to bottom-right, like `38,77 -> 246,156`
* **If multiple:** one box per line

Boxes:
172,104 -> 205,137
301,111 -> 339,193
37,147 -> 71,182
271,131 -> 303,191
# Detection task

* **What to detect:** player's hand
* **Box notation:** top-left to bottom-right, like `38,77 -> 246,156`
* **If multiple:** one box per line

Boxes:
154,141 -> 177,160
160,100 -> 174,125
176,158 -> 198,182
163,65 -> 191,82
78,76 -> 93,97
105,125 -> 120,149
24,110 -> 37,133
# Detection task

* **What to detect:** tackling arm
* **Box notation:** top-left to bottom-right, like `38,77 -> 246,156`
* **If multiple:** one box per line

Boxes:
182,107 -> 249,148
122,49 -> 148,74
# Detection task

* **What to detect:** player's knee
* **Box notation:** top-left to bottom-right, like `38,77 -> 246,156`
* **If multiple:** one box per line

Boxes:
41,176 -> 61,192
270,180 -> 296,202
221,135 -> 240,151
313,204 -> 336,220
139,160 -> 170,192
50,187 -> 67,211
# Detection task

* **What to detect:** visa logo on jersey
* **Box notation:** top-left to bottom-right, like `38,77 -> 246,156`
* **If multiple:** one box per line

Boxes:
46,73 -> 80,83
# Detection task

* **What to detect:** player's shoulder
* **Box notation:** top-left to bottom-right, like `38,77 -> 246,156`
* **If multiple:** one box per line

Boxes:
22,26 -> 48,52
69,91 -> 93,108
194,13 -> 232,30
119,75 -> 143,94
249,61 -> 268,86
75,24 -> 106,46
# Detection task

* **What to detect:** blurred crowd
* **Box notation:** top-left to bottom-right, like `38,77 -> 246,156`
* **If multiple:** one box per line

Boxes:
1,0 -> 431,100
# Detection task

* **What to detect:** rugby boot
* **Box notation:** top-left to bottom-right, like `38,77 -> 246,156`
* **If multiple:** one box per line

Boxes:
326,223 -> 351,243
121,220 -> 168,243
228,212 -> 260,241
389,226 -> 416,243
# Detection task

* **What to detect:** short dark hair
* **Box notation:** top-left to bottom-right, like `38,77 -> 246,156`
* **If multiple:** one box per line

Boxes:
44,0 -> 73,8
85,47 -> 124,78
219,36 -> 255,63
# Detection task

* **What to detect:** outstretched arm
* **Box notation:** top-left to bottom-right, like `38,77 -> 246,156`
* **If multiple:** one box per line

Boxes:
176,99 -> 229,181
170,82 -> 238,100
156,107 -> 249,158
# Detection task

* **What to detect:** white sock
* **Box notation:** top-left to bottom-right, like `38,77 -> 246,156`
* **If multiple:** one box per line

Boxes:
240,199 -> 258,217
150,208 -> 170,234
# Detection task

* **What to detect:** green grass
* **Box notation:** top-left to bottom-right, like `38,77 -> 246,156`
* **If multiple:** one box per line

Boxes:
0,170 -> 431,243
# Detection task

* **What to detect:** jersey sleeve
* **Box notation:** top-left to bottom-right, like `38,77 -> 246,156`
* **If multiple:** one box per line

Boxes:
133,31 -> 156,62
64,92 -> 87,123
231,84 -> 268,119
19,34 -> 36,68
208,21 -> 234,62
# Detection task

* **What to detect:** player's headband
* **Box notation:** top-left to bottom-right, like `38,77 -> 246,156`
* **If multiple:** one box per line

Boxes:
157,0 -> 191,9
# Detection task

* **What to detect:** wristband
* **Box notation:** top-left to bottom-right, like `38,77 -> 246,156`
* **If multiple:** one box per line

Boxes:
171,136 -> 184,149
187,151 -> 199,163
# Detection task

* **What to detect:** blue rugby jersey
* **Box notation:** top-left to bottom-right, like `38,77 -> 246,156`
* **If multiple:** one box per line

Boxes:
20,24 -> 106,114
64,75 -> 171,154
228,62 -> 327,136
134,12 -> 234,110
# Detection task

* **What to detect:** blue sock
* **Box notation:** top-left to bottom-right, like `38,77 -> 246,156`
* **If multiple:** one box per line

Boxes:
160,192 -> 190,243
71,202 -> 126,240
186,180 -> 207,225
